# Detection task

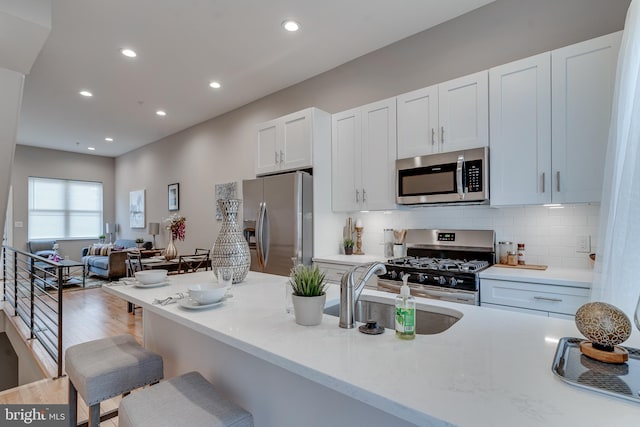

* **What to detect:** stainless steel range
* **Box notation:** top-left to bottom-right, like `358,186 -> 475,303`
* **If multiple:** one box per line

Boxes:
377,229 -> 495,305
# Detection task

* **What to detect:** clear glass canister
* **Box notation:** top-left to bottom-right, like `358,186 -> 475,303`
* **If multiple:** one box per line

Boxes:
498,241 -> 514,265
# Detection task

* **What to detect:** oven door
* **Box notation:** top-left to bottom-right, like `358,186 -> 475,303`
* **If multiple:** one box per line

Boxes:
377,279 -> 479,305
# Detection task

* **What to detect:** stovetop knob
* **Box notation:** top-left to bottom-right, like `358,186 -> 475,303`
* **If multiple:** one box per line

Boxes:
417,273 -> 426,283
449,277 -> 458,287
437,276 -> 446,285
390,270 -> 398,280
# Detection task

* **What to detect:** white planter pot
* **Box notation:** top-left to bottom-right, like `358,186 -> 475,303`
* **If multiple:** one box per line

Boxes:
291,294 -> 326,326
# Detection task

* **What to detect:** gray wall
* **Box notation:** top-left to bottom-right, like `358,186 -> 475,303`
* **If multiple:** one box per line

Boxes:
114,0 -> 630,255
11,145 -> 115,259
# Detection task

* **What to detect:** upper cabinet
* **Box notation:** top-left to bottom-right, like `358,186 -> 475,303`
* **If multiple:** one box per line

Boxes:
489,53 -> 552,206
397,70 -> 488,159
490,31 -> 621,206
256,108 -> 329,176
332,98 -> 397,212
551,32 -> 621,204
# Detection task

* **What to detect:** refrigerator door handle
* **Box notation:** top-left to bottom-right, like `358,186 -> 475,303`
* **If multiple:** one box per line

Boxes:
256,202 -> 265,270
261,202 -> 270,268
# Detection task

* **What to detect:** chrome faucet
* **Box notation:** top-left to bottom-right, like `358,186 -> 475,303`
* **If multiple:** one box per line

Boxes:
339,262 -> 387,328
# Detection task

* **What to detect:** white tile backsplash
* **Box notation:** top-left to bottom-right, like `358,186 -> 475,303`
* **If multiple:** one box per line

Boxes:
338,204 -> 599,269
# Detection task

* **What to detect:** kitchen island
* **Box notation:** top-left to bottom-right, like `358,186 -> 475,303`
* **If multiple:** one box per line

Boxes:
103,271 -> 640,427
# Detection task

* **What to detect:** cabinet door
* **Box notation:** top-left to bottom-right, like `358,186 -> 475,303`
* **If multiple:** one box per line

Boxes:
438,70 -> 489,152
489,53 -> 552,206
256,119 -> 280,175
332,108 -> 360,212
361,98 -> 397,211
397,85 -> 439,158
281,108 -> 312,172
551,31 -> 621,203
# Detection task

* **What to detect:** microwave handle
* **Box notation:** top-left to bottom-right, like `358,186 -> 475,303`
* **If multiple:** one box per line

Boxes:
456,154 -> 465,199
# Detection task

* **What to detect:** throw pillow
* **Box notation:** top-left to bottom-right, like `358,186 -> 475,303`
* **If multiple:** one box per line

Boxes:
89,244 -> 113,256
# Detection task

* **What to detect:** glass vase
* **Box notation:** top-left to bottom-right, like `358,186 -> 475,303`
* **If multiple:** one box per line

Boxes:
164,236 -> 178,260
212,199 -> 250,283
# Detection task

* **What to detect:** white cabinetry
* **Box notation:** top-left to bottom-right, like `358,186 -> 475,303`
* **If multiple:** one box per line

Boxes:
551,31 -> 621,204
256,108 -> 328,176
332,98 -> 396,212
489,32 -> 621,206
489,53 -> 551,206
397,70 -> 488,159
481,278 -> 590,318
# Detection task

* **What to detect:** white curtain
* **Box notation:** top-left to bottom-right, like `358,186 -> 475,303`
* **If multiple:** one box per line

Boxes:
592,0 -> 640,320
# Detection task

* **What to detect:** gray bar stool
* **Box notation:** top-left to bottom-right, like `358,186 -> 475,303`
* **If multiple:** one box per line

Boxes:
119,371 -> 253,427
65,334 -> 163,427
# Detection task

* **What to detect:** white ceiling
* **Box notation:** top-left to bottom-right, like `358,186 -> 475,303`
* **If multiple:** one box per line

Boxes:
16,0 -> 494,158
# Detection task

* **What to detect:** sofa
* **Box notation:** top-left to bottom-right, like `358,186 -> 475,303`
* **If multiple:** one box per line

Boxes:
28,240 -> 57,258
81,239 -> 138,280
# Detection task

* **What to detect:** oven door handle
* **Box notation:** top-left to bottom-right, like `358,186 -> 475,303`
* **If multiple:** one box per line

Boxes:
456,154 -> 465,200
420,288 -> 476,302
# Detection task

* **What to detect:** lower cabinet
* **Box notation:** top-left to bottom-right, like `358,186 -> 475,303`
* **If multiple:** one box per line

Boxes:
480,278 -> 590,318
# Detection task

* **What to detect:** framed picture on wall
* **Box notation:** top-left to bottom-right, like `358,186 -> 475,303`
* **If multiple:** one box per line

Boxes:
129,189 -> 145,228
168,183 -> 179,211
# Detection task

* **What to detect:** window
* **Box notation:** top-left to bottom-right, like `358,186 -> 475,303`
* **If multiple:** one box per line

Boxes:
28,177 -> 103,240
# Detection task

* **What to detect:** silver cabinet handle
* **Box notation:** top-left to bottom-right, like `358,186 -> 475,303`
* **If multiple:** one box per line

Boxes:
534,296 -> 563,302
274,151 -> 279,164
440,126 -> 445,144
280,150 -> 284,165
355,189 -> 360,203
556,171 -> 560,192
541,172 -> 545,193
431,128 -> 435,145
362,188 -> 367,202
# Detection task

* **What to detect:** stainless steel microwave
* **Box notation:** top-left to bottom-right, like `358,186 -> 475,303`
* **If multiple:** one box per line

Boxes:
396,147 -> 489,205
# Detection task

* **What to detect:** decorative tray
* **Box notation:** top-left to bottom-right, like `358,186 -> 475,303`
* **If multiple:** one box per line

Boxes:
552,337 -> 640,403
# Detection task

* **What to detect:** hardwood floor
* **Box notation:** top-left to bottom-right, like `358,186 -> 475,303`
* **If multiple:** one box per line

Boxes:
0,286 -> 143,426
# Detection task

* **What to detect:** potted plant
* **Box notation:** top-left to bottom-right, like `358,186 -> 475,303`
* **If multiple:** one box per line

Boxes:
343,238 -> 354,255
135,237 -> 145,248
98,235 -> 106,244
289,265 -> 328,326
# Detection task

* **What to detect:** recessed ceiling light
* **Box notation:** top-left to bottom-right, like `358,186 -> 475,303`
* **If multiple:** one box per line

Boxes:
282,20 -> 300,32
121,48 -> 137,58
105,137 -> 113,142
209,81 -> 221,89
156,110 -> 167,116
79,90 -> 93,97
88,147 -> 96,151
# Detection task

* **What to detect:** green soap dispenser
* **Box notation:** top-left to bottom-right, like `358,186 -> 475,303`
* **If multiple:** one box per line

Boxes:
395,274 -> 416,340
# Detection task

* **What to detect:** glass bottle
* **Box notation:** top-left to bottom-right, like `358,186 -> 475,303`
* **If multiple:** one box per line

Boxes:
517,243 -> 526,265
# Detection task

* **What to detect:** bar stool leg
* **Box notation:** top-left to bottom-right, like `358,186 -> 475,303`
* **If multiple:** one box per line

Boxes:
68,382 -> 77,427
88,404 -> 100,427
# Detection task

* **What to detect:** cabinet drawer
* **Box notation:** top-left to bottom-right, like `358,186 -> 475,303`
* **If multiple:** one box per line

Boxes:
480,279 -> 589,316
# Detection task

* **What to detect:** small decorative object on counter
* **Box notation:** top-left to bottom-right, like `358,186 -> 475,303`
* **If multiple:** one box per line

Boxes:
395,274 -> 415,340
507,251 -> 518,266
498,241 -> 513,265
393,229 -> 407,258
384,228 -> 394,258
289,265 -> 327,326
354,219 -> 365,255
575,302 -> 632,364
135,238 -> 144,248
343,238 -> 354,255
517,243 -> 526,265
212,199 -> 250,283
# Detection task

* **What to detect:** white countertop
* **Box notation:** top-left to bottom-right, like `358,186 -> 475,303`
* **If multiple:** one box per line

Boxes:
313,254 -> 388,265
480,265 -> 593,288
104,271 -> 640,427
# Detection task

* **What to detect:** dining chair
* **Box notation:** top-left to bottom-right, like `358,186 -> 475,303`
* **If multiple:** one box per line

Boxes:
177,249 -> 211,274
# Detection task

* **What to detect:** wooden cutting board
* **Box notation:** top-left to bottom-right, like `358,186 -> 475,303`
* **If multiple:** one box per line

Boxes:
494,263 -> 548,270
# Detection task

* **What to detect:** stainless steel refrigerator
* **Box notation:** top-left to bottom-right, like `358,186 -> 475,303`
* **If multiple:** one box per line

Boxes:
242,171 -> 313,276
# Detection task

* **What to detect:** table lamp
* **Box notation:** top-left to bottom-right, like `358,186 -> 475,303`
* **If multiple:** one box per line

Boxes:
148,222 -> 160,249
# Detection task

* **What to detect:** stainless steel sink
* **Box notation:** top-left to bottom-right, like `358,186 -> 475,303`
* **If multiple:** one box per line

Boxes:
323,297 -> 462,335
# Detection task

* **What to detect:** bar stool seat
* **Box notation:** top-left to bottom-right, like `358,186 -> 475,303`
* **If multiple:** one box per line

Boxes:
119,371 -> 253,427
65,334 -> 163,427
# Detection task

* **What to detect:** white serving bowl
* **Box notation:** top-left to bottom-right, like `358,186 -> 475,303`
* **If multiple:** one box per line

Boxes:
188,284 -> 226,304
134,269 -> 168,285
